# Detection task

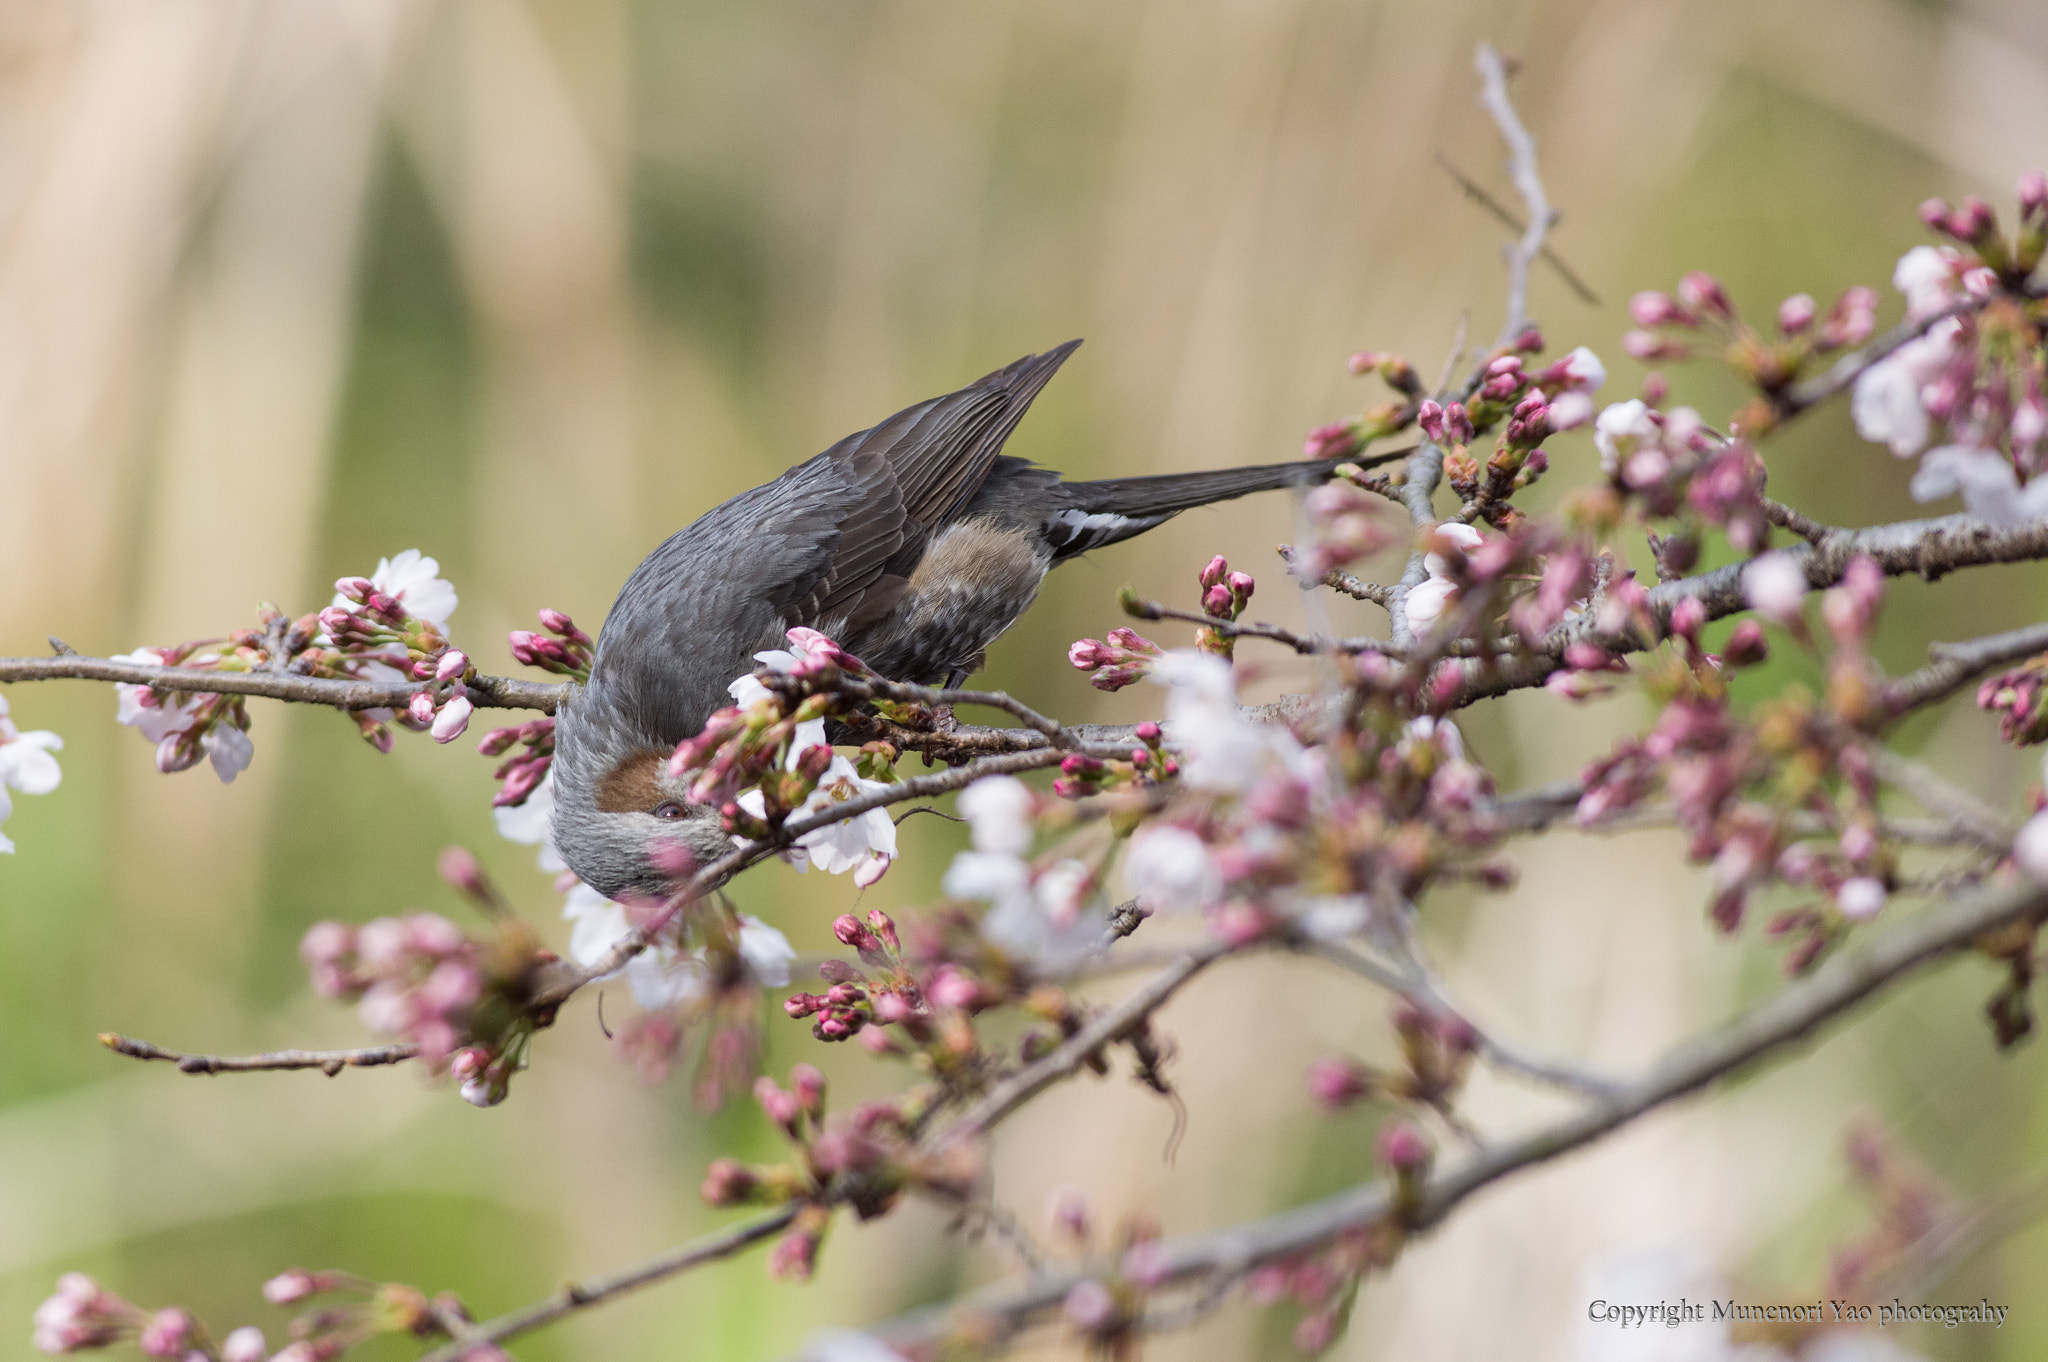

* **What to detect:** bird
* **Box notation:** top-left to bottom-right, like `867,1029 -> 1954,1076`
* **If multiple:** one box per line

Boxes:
551,339 -> 1386,900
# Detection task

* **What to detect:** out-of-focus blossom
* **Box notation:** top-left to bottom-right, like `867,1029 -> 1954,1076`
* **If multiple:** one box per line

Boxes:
1909,445 -> 2048,525
1836,877 -> 1887,921
1553,345 -> 1606,392
220,1327 -> 268,1362
1850,321 -> 1958,457
202,720 -> 254,783
1892,244 -> 1961,322
1592,400 -> 1660,476
0,696 -> 64,854
1741,553 -> 1808,626
32,1273 -> 133,1354
1148,651 -> 1308,793
1403,522 -> 1483,635
738,916 -> 797,987
957,775 -> 1037,856
493,769 -> 567,875
1123,823 -> 1222,913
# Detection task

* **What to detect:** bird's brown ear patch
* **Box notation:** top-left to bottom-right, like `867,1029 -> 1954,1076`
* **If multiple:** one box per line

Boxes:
596,749 -> 668,813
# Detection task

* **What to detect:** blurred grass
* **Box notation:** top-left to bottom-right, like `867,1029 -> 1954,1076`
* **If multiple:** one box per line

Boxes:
5,1 -> 2048,1359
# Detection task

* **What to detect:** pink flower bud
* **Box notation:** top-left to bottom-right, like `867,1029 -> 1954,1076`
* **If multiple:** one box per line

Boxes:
333,577 -> 374,602
407,691 -> 437,725
865,909 -> 899,950
791,1063 -> 826,1113
221,1327 -> 268,1362
754,1076 -> 802,1131
701,1157 -> 758,1206
1677,270 -> 1731,318
1416,399 -> 1445,442
1306,1056 -> 1373,1110
1443,401 -> 1474,443
1375,1119 -> 1431,1172
832,914 -> 877,951
1776,293 -> 1817,335
1303,420 -> 1362,460
1201,584 -> 1233,618
430,694 -> 473,743
262,1270 -> 327,1306
1063,1280 -> 1119,1333
1718,620 -> 1767,667
434,650 -> 468,683
1629,290 -> 1691,327
1135,721 -> 1162,744
1669,596 -> 1707,641
1198,555 -> 1229,589
929,964 -> 984,1011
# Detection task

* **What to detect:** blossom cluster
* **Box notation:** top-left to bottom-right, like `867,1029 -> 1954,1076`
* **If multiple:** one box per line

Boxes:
32,1267 -> 502,1361
299,859 -> 546,1106
699,1063 -> 974,1280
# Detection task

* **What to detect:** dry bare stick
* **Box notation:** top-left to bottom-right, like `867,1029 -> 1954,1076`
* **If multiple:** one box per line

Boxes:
413,1207 -> 800,1362
841,873 -> 2048,1358
0,655 -> 566,713
1432,151 -> 1597,305
100,1034 -> 419,1076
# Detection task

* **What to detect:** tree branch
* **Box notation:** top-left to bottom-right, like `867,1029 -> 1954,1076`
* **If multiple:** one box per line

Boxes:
99,1034 -> 419,1075
414,1207 -> 800,1362
0,656 -> 565,713
839,873 -> 2048,1357
1472,43 -> 1552,354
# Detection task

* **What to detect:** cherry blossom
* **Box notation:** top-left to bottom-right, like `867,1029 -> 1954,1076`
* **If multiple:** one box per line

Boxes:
1850,319 -> 1959,457
562,885 -> 795,1008
1592,399 -> 1660,475
1403,522 -> 1484,635
110,648 -> 202,743
1741,552 -> 1808,625
1148,650 -> 1310,793
1908,444 -> 2048,525
331,549 -> 458,628
0,695 -> 63,853
493,769 -> 568,875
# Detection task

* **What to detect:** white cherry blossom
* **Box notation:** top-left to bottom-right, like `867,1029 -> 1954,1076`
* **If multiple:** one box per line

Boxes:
957,774 -> 1036,856
493,769 -> 567,873
1592,399 -> 1660,475
0,697 -> 64,854
1122,823 -> 1222,913
1908,444 -> 2048,525
335,549 -> 458,626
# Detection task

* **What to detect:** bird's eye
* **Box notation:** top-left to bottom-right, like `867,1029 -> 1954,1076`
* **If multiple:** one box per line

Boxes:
652,800 -> 685,821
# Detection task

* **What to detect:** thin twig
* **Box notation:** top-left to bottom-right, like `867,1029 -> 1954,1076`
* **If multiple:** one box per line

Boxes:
0,656 -> 565,713
414,1208 -> 799,1362
931,944 -> 1230,1150
1881,621 -> 2048,720
1432,151 -> 1597,304
1866,746 -> 2019,847
1472,43 -> 1552,354
99,1034 -> 419,1076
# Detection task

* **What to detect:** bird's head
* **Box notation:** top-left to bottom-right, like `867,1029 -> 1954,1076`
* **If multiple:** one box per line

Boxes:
549,680 -> 736,902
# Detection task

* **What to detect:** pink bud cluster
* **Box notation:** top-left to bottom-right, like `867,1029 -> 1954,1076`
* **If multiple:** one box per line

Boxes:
783,911 -> 915,1042
666,630 -> 866,814
316,564 -> 469,753
1068,626 -> 1163,691
1624,272 -> 1877,403
505,607 -> 594,682
476,716 -> 555,808
32,1268 -> 495,1362
1589,399 -> 1770,558
1978,656 -> 2048,747
1574,588 -> 1908,963
109,642 -> 259,783
299,912 -> 531,1094
1194,555 -> 1256,659
700,1064 -> 932,1279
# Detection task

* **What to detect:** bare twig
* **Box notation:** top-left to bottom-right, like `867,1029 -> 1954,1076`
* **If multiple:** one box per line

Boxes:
930,944 -> 1230,1151
1472,44 -> 1552,354
1881,621 -> 2048,718
1773,296 -> 1985,420
1432,151 -> 1597,305
0,655 -> 565,713
1278,546 -> 1395,608
414,1208 -> 799,1362
99,1034 -> 419,1076
1295,940 -> 1621,1097
1760,496 -> 1834,546
1866,746 -> 2019,847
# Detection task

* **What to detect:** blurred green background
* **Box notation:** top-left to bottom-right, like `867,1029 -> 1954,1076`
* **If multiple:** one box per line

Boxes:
3,0 -> 2048,1358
